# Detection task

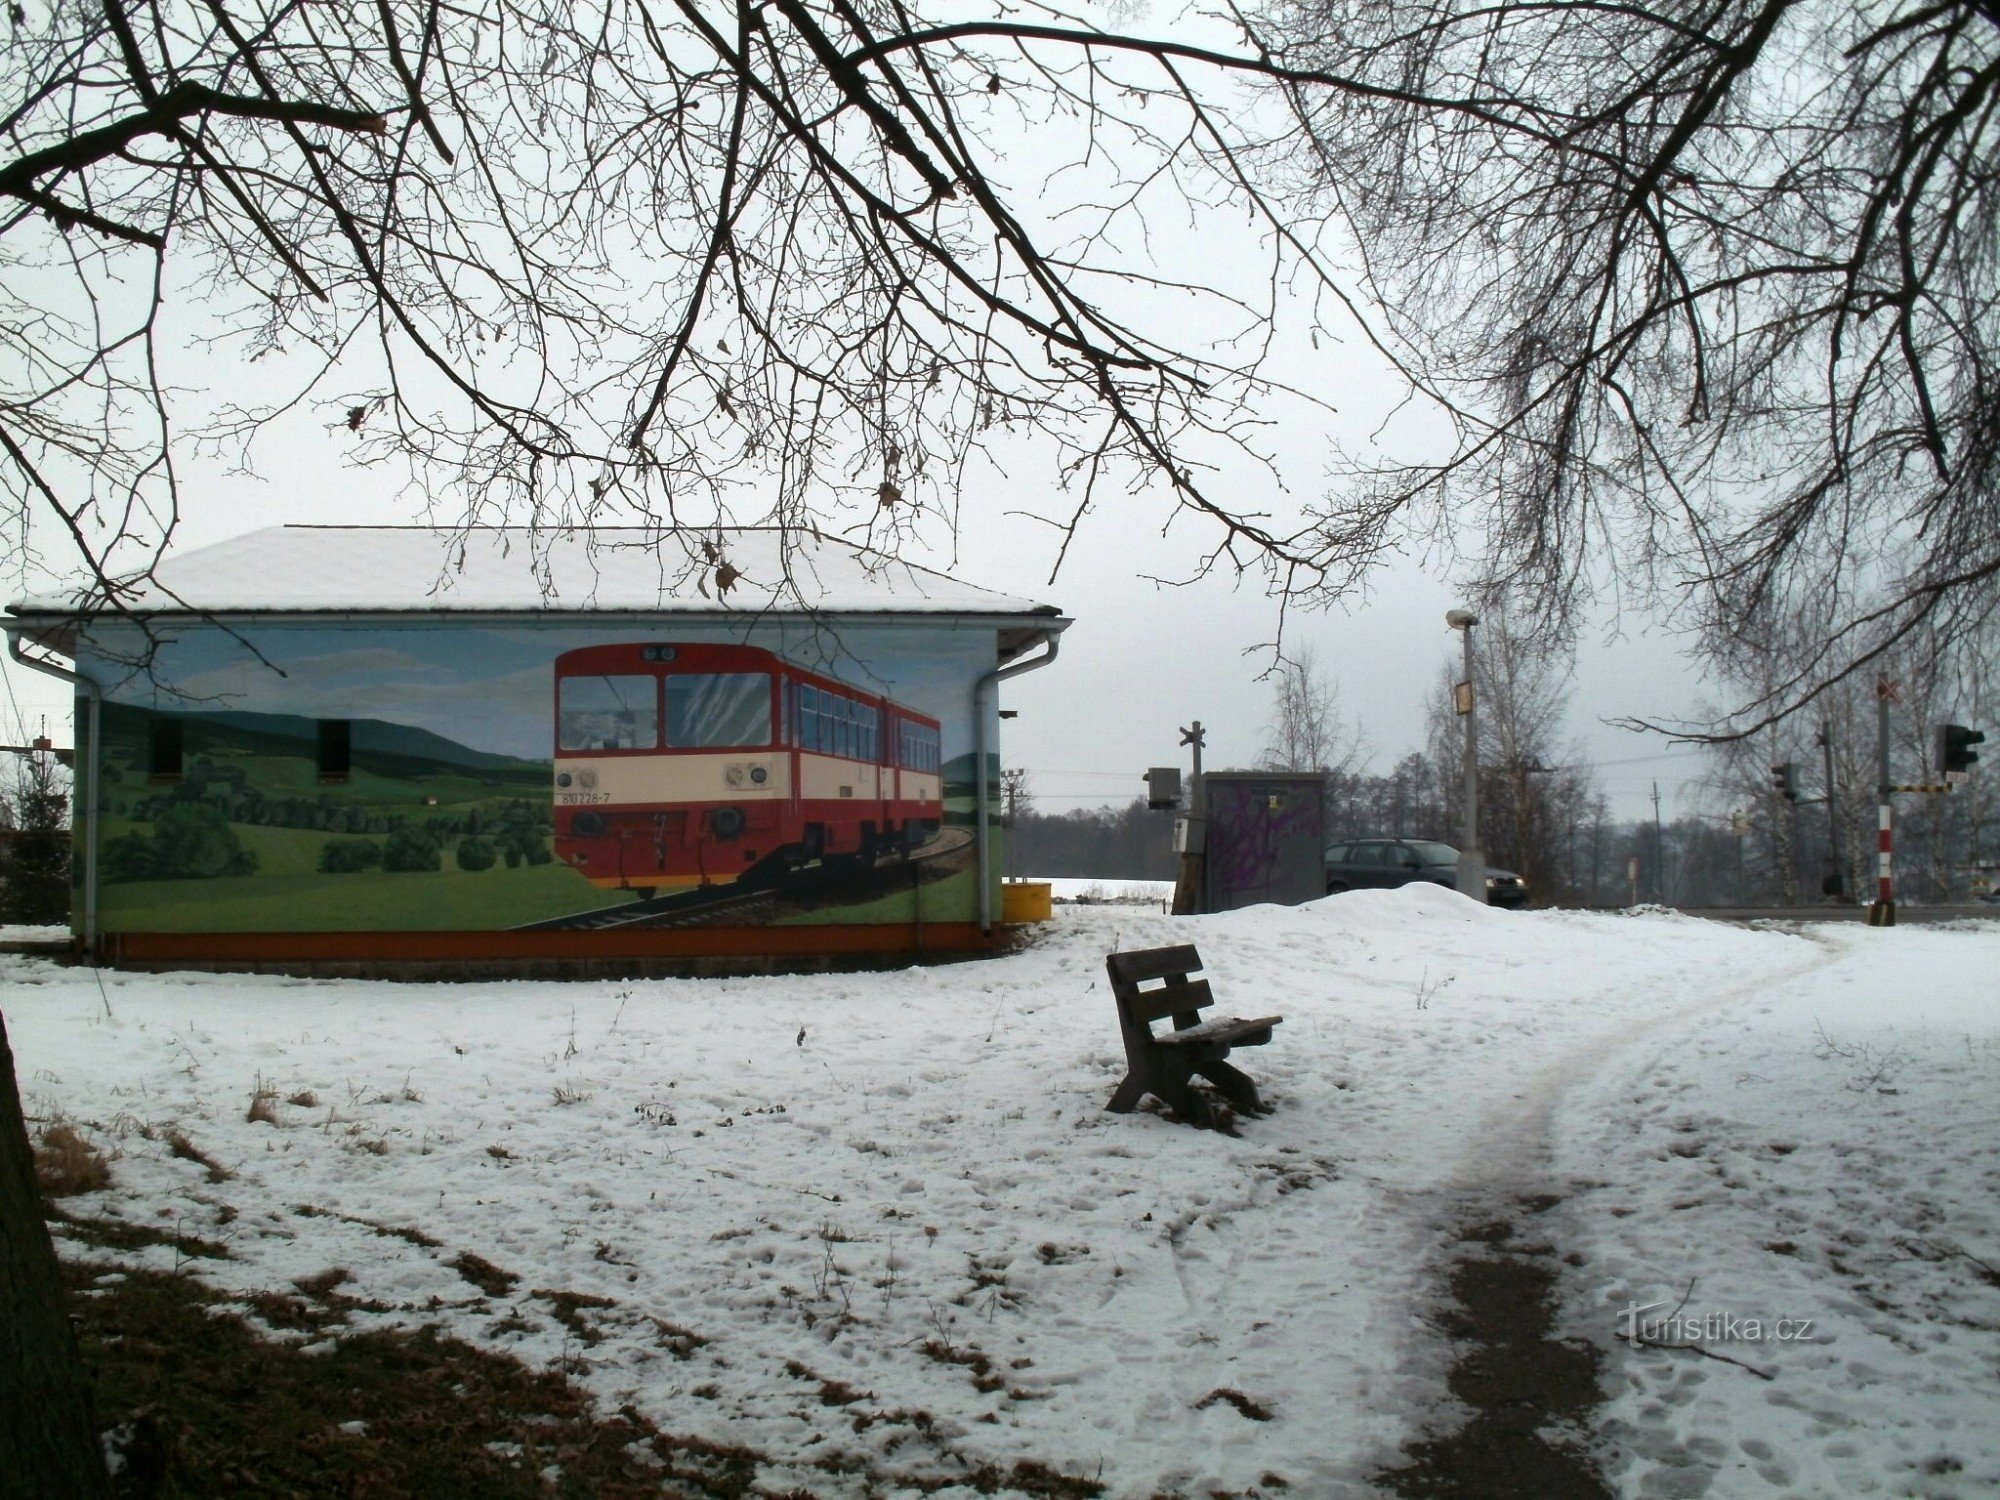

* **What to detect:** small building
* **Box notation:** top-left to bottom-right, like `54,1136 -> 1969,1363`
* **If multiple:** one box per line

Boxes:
4,526 -> 1067,972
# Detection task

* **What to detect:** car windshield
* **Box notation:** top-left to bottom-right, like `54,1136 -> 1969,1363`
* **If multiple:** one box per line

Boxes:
1405,841 -> 1460,866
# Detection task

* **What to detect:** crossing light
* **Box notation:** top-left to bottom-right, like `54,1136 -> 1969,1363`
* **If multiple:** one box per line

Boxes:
1770,762 -> 1799,801
1937,723 -> 1985,775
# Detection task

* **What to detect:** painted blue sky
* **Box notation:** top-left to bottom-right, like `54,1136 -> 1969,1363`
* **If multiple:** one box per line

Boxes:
86,620 -> 996,763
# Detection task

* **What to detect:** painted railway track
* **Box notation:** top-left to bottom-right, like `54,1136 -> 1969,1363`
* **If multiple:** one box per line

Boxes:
519,825 -> 976,932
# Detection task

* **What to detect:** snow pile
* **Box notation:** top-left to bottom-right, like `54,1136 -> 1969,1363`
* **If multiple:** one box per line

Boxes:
7,894 -> 1997,1498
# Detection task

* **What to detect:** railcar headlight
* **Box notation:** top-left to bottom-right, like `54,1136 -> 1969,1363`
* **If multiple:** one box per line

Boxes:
750,765 -> 768,784
556,772 -> 573,788
725,765 -> 747,787
577,768 -> 598,790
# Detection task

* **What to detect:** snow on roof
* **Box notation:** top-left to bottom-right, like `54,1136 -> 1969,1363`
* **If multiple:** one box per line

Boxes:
7,525 -> 1062,621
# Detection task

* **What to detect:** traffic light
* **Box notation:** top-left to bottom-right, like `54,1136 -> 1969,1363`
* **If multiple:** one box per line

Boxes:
1937,723 -> 1985,775
1770,762 -> 1799,801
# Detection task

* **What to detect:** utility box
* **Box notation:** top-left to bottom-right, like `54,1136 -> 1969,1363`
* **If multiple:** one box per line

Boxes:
1202,772 -> 1328,912
1145,766 -> 1182,810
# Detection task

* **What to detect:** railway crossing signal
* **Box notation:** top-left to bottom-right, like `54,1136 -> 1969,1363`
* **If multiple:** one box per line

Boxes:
1937,723 -> 1984,778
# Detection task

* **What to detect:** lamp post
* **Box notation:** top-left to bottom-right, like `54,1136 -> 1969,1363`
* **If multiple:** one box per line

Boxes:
1446,609 -> 1486,902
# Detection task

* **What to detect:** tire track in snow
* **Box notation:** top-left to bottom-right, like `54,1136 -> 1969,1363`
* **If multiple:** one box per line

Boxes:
1453,929 -> 1850,1191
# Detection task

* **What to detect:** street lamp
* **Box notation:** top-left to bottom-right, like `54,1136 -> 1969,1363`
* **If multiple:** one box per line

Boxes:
1445,609 -> 1486,902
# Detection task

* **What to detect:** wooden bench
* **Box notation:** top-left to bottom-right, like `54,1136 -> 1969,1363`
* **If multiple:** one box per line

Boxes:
1104,944 -> 1282,1128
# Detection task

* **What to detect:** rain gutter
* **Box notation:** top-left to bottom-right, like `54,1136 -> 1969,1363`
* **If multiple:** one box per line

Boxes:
973,632 -> 1061,936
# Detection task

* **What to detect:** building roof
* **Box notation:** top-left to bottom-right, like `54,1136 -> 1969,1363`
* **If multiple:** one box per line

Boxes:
9,525 -> 1063,626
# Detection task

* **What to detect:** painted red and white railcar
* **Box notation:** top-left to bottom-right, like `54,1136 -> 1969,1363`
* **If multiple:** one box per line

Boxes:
551,643 -> 944,894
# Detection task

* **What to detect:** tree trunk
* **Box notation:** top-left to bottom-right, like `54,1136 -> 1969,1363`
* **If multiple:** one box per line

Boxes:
0,1010 -> 110,1499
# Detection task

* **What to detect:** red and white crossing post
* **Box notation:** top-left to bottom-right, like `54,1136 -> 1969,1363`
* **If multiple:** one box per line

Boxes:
1869,677 -> 1897,927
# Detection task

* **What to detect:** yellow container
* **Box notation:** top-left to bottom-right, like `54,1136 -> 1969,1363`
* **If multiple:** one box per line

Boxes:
1002,881 -> 1054,923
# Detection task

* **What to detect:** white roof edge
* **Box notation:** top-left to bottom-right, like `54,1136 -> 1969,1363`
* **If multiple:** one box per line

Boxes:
5,525 -> 1065,619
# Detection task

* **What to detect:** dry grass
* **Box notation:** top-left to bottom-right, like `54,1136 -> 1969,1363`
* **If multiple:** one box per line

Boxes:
35,1122 -> 111,1196
286,1089 -> 319,1108
163,1129 -> 232,1183
61,1257 -> 773,1498
293,1267 -> 352,1299
246,1087 -> 281,1126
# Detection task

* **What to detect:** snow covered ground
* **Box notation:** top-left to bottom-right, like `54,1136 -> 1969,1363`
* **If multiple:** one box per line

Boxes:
1037,878 -> 1174,906
8,891 -> 1998,1498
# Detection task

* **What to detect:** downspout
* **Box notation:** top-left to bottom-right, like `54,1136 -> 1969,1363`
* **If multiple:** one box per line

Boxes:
973,632 -> 1060,935
9,632 -> 101,959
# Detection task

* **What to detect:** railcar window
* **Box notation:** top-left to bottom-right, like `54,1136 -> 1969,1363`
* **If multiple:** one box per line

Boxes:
667,673 -> 772,748
559,675 -> 659,751
898,721 -> 940,773
797,685 -> 819,750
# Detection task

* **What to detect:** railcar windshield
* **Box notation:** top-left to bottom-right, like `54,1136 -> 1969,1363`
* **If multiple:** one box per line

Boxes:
666,673 -> 772,748
559,675 -> 658,751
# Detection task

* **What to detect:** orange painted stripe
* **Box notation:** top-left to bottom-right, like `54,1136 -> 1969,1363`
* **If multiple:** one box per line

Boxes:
97,925 -> 997,964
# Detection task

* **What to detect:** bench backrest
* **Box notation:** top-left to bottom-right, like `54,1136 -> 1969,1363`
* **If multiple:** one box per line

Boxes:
1106,944 -> 1213,1028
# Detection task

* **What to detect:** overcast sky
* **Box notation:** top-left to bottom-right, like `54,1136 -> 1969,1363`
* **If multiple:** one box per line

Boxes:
0,1 -> 1729,824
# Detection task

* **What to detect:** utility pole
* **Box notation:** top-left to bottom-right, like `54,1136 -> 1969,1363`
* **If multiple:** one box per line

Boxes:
1818,725 -> 1843,900
1446,609 -> 1485,901
1650,780 -> 1665,904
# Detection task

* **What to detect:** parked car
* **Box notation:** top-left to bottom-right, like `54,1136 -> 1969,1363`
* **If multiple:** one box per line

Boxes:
1323,838 -> 1529,908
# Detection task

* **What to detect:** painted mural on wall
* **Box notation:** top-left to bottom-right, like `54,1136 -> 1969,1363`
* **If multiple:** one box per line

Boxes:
81,621 -> 999,933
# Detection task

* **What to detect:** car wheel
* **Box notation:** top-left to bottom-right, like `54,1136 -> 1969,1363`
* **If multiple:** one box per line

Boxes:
1325,880 -> 1350,895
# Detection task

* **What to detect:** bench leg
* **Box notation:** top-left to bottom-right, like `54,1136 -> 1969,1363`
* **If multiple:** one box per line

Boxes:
1106,1071 -> 1147,1114
1150,1068 -> 1215,1130
1195,1058 -> 1264,1115
1106,1057 -> 1216,1128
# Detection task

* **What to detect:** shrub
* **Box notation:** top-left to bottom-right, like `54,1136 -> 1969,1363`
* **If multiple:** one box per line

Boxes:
318,839 -> 383,874
103,832 -> 160,885
382,826 -> 441,873
499,827 -> 553,868
148,802 -> 257,879
102,804 -> 256,884
455,837 -> 497,873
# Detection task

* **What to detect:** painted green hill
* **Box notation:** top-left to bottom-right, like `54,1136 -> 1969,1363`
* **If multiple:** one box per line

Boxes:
102,702 -> 548,782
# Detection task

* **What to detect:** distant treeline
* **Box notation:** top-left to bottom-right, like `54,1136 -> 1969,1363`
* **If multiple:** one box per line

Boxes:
1004,800 -> 1174,880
